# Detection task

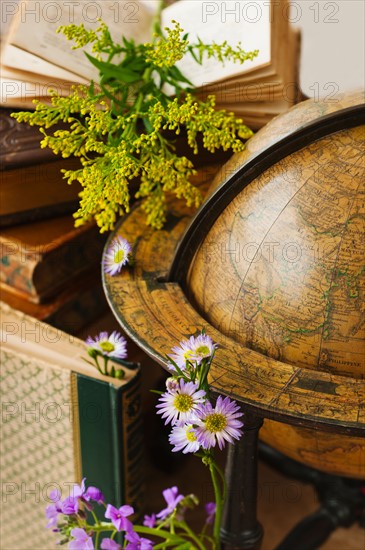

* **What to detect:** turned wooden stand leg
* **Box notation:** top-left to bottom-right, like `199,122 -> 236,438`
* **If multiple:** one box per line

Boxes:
221,411 -> 264,550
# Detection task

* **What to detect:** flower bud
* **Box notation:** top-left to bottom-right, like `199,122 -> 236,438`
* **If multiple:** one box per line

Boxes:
87,348 -> 100,359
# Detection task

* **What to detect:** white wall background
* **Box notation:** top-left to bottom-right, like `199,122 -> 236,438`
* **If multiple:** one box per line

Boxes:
291,0 -> 365,97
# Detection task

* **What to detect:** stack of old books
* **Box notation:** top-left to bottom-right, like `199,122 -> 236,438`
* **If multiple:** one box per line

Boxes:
0,107 -> 108,333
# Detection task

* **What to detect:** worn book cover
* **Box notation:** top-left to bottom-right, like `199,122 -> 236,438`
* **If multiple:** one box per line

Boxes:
0,108 -> 84,226
0,215 -> 106,302
0,270 -> 108,334
0,303 -> 144,549
0,107 -> 57,169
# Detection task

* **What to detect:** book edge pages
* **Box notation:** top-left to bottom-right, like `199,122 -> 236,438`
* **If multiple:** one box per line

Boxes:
0,301 -> 136,386
70,371 -> 83,483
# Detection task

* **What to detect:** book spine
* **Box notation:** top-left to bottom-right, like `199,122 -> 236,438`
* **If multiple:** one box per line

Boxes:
0,227 -> 106,301
0,246 -> 38,296
75,371 -> 144,532
0,108 -> 62,170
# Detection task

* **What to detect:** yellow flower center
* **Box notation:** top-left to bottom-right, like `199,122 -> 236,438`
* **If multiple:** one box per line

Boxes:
114,249 -> 125,264
183,350 -> 194,361
185,427 -> 197,442
205,413 -> 227,433
174,394 -> 194,412
195,345 -> 210,357
100,341 -> 115,353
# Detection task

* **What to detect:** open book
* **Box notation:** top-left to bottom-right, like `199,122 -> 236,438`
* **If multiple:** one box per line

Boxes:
1,0 -> 300,128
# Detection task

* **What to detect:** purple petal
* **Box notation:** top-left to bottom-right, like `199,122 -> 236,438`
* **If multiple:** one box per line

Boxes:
100,539 -> 122,550
84,486 -> 105,503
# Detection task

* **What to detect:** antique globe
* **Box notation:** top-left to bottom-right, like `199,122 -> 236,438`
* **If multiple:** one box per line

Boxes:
104,91 -> 365,479
183,93 -> 365,478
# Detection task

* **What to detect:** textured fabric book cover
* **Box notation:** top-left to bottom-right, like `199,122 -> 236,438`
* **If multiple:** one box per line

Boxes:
0,303 -> 143,549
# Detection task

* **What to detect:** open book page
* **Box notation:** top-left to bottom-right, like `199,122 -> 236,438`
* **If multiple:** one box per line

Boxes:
162,0 -> 271,89
2,0 -> 272,94
3,0 -> 154,82
1,44 -> 90,84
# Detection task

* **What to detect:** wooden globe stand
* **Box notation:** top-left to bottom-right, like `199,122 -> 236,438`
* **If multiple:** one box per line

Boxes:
259,442 -> 365,550
103,95 -> 364,549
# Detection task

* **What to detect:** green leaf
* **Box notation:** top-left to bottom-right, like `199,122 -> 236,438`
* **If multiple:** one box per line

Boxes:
123,56 -> 146,72
122,35 -> 134,49
142,117 -> 153,133
85,52 -> 140,83
168,65 -> 193,85
187,47 -> 202,65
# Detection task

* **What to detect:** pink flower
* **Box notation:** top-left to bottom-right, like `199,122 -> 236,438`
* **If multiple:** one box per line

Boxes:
143,513 -> 156,528
105,504 -> 134,532
125,530 -> 153,549
69,528 -> 94,549
100,539 -> 121,550
156,486 -> 184,520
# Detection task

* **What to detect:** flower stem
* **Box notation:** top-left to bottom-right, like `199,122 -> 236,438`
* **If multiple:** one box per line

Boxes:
103,356 -> 109,375
174,520 -> 206,550
209,461 -> 223,549
213,461 -> 227,505
151,0 -> 165,35
133,525 -> 187,544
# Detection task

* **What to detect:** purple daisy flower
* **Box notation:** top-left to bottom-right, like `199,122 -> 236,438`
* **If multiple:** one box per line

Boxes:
156,486 -> 184,520
168,334 -> 216,369
125,530 -> 153,549
86,331 -> 127,360
168,336 -> 197,369
69,528 -> 94,549
156,379 -> 206,426
103,236 -> 132,275
169,423 -> 201,454
190,333 -> 217,363
194,395 -> 243,450
105,504 -> 134,532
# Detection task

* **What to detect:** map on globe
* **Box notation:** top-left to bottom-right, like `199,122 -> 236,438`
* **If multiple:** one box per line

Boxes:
188,125 -> 364,380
